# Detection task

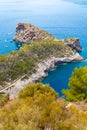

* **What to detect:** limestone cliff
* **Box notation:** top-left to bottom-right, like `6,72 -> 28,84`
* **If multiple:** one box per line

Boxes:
14,23 -> 82,52
3,53 -> 83,99
62,38 -> 82,52
13,23 -> 54,43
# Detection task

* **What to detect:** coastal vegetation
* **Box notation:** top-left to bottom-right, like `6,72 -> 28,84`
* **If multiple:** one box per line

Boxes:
0,92 -> 9,107
0,23 -> 85,129
0,37 -> 86,129
63,67 -> 87,102
0,39 -> 74,86
0,83 -> 87,130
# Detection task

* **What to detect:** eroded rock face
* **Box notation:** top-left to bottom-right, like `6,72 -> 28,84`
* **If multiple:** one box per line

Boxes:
14,23 -> 82,53
3,53 -> 83,99
63,38 -> 82,52
13,23 -> 54,43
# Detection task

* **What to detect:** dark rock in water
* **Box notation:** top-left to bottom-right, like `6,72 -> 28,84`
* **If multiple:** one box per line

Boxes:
62,38 -> 82,52
13,23 -> 54,43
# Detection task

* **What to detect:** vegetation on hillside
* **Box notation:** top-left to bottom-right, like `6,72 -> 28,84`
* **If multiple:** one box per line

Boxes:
0,22 -> 85,129
0,92 -> 9,107
0,39 -> 74,86
0,83 -> 87,130
63,67 -> 87,102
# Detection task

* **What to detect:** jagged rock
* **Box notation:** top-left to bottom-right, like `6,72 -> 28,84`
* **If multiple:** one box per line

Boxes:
13,23 -> 54,43
14,23 -> 82,53
63,38 -> 82,52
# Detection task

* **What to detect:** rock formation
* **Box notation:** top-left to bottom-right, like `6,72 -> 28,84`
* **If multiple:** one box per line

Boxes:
14,23 -> 82,52
13,23 -> 54,43
62,38 -> 82,52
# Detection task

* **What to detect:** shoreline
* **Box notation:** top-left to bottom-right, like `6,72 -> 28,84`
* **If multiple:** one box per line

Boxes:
3,53 -> 83,99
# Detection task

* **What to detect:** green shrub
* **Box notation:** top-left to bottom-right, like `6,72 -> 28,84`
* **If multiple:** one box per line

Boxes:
0,93 -> 9,107
62,67 -> 87,102
19,83 -> 58,99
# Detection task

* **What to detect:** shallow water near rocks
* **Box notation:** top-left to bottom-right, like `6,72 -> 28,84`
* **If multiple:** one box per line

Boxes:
0,0 -> 87,95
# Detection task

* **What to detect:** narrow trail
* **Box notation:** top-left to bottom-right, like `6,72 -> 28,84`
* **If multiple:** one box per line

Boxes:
0,74 -> 26,93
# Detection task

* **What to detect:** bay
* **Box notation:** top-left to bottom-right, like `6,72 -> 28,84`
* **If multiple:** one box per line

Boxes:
0,0 -> 87,95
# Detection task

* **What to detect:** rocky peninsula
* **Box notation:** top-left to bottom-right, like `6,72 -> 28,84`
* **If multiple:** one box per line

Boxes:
13,23 -> 54,43
0,23 -> 84,99
3,52 -> 83,99
14,23 -> 82,52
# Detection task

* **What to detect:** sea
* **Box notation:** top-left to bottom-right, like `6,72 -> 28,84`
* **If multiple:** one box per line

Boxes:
0,0 -> 87,96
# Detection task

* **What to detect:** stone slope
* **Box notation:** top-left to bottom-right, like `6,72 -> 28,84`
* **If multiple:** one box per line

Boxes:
14,23 -> 82,52
13,23 -> 54,43
62,38 -> 82,52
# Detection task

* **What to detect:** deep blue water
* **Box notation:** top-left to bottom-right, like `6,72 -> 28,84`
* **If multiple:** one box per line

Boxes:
0,0 -> 87,95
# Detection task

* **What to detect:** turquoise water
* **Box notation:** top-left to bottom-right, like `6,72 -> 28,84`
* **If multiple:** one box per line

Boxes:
0,0 -> 87,95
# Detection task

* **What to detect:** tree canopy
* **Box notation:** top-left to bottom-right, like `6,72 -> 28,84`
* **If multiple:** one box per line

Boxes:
62,67 -> 87,102
0,83 -> 87,130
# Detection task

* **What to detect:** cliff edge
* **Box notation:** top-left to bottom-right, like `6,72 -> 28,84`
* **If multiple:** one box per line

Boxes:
14,23 -> 82,52
62,38 -> 82,52
13,23 -> 54,43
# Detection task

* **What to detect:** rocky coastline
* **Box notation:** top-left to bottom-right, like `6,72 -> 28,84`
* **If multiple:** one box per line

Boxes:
13,23 -> 82,52
4,52 -> 83,99
13,23 -> 54,43
62,38 -> 82,52
0,22 -> 83,99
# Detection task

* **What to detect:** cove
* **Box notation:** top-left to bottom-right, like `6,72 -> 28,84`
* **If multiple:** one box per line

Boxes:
0,0 -> 87,95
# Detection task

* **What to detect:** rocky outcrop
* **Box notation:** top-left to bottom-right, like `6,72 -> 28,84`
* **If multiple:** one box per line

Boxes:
13,23 -> 54,43
3,53 -> 83,99
62,38 -> 82,52
14,23 -> 82,53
